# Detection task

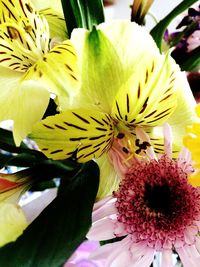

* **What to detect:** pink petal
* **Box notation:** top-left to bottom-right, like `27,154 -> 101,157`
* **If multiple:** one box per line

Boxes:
184,226 -> 197,245
163,123 -> 172,158
89,236 -> 131,267
186,244 -> 200,258
114,221 -> 127,237
195,236 -> 200,253
87,218 -> 116,240
177,245 -> 200,267
129,241 -> 148,260
129,246 -> 154,267
92,202 -> 117,222
161,250 -> 173,267
110,249 -> 132,267
93,196 -> 113,211
89,242 -> 115,261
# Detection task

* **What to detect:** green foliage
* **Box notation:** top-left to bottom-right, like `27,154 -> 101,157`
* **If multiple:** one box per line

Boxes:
0,161 -> 99,267
61,0 -> 105,36
180,46 -> 200,71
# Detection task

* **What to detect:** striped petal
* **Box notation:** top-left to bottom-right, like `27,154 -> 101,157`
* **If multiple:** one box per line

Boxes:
0,0 -> 49,71
30,109 -> 115,163
39,8 -> 67,40
23,40 -> 79,108
111,53 -> 178,128
71,21 -> 160,113
32,0 -> 63,12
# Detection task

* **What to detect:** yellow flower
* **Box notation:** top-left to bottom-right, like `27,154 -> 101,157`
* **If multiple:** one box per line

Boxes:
0,0 -> 78,145
184,104 -> 200,186
30,21 -> 197,198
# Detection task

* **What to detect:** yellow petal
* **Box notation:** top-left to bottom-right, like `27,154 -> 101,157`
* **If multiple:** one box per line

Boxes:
184,130 -> 200,164
39,8 -> 67,40
195,104 -> 200,117
0,67 -> 50,145
30,108 -> 115,163
23,40 -> 80,109
188,173 -> 200,187
71,21 -> 159,113
111,53 -> 177,128
0,0 -> 49,71
96,154 -> 120,200
33,0 -> 63,12
168,73 -> 198,150
0,203 -> 27,247
0,0 -> 37,23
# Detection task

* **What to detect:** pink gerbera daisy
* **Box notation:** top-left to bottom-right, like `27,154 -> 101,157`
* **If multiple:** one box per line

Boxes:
87,124 -> 200,267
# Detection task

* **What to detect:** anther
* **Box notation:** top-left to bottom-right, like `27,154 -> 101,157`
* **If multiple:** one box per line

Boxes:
122,147 -> 129,154
7,27 -> 19,39
117,133 -> 125,139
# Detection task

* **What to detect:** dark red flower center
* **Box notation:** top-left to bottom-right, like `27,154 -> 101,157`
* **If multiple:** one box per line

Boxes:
144,183 -> 173,215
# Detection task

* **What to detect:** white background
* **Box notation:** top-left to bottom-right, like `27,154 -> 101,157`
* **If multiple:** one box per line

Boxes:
105,0 -> 184,31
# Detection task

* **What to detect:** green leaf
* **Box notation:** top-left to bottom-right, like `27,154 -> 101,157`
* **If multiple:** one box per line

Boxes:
0,128 -> 28,152
180,46 -> 200,71
0,160 -> 99,267
0,127 -> 47,163
30,180 -> 57,191
150,0 -> 199,50
61,0 -> 105,36
0,153 -> 42,168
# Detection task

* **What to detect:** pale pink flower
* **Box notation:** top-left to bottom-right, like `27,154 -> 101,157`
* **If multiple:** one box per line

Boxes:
187,30 -> 200,52
87,124 -> 200,267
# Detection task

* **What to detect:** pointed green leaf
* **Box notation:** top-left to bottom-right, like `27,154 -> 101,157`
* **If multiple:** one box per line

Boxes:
0,128 -> 28,152
0,161 -> 99,267
150,0 -> 199,50
61,0 -> 105,35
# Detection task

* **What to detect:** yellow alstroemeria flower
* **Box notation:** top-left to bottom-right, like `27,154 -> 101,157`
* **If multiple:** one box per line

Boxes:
0,0 -> 78,145
30,21 -> 197,198
184,104 -> 200,186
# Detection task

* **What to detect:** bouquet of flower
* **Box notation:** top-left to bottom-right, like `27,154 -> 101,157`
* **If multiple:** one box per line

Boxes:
0,0 -> 199,266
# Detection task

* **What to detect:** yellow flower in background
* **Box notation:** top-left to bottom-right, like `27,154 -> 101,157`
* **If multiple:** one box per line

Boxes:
29,21 -> 197,198
184,104 -> 200,186
0,0 -> 78,145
